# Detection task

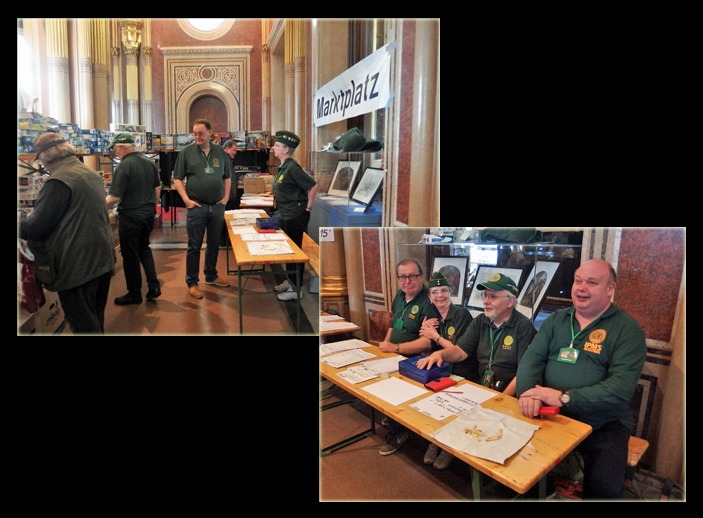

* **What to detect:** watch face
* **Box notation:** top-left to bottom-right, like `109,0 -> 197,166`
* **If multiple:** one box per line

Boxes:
561,393 -> 570,404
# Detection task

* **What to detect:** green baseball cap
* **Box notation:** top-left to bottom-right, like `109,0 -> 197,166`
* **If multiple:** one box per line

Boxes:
331,127 -> 382,152
477,273 -> 519,296
106,132 -> 135,150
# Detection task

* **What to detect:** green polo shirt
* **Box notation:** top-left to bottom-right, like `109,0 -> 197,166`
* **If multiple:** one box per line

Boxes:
273,158 -> 316,219
456,310 -> 537,385
389,286 -> 434,349
428,304 -> 475,379
516,304 -> 646,430
172,142 -> 232,203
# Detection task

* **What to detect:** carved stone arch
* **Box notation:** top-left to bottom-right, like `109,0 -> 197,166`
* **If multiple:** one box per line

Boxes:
176,83 -> 240,133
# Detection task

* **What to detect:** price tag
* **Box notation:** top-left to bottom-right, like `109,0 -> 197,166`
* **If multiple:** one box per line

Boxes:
319,228 -> 334,241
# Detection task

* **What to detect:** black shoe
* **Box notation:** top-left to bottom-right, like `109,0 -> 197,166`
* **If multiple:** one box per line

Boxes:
114,294 -> 143,305
146,286 -> 162,300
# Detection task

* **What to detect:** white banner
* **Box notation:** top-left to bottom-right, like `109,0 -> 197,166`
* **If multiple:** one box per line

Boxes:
313,42 -> 396,127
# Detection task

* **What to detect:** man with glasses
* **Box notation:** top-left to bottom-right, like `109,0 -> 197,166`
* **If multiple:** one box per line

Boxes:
172,119 -> 232,299
377,258 -> 435,456
416,273 -> 537,469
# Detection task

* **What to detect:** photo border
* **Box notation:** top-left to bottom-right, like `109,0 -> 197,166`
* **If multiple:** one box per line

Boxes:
515,261 -> 561,320
351,167 -> 384,208
467,266 -> 524,309
328,160 -> 362,198
430,256 -> 469,305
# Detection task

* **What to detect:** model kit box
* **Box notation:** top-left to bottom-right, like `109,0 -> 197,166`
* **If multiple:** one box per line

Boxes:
243,175 -> 273,194
398,355 -> 451,384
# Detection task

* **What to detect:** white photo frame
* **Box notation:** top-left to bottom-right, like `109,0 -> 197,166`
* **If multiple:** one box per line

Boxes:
516,261 -> 561,319
327,160 -> 362,197
351,167 -> 384,208
467,266 -> 524,309
430,256 -> 469,305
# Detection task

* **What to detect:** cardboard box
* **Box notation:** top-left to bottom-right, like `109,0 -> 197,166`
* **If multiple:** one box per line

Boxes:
243,175 -> 273,194
36,290 -> 65,334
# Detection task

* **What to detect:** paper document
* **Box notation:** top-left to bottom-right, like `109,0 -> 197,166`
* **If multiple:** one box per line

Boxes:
321,314 -> 346,322
411,384 -> 495,421
360,377 -> 427,406
230,225 -> 258,234
320,320 -> 359,333
241,232 -> 288,241
337,366 -> 381,384
246,241 -> 295,255
319,338 -> 368,357
431,405 -> 540,465
360,356 -> 402,374
320,348 -> 376,368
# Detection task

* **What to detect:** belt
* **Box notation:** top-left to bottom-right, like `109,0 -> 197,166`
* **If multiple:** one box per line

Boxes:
190,196 -> 217,205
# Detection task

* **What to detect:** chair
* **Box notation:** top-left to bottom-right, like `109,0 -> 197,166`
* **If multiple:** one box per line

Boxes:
368,310 -> 393,346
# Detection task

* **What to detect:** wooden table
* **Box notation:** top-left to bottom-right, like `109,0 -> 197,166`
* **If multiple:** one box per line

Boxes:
320,346 -> 592,500
319,311 -> 361,339
225,213 -> 309,334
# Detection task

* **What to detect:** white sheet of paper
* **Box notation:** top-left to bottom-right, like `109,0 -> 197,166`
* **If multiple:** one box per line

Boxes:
246,241 -> 295,255
337,366 -> 380,384
320,348 -> 376,368
410,384 -> 496,420
319,338 -> 369,357
321,315 -> 346,322
230,225 -> 258,234
431,405 -> 540,465
320,320 -> 359,332
360,356 -> 402,374
241,232 -> 288,241
360,377 -> 427,406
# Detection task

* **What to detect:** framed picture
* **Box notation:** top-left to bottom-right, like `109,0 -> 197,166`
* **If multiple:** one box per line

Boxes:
430,256 -> 468,305
351,167 -> 384,209
467,266 -> 524,309
516,261 -> 561,319
327,160 -> 362,197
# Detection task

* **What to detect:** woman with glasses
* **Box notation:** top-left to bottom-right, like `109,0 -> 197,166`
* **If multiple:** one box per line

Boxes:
416,273 -> 537,469
418,271 -> 474,469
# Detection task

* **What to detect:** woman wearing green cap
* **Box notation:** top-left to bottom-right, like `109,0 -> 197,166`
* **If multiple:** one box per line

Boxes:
270,130 -> 319,301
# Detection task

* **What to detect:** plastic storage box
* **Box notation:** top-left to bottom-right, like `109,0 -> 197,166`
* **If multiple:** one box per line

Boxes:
398,355 -> 451,384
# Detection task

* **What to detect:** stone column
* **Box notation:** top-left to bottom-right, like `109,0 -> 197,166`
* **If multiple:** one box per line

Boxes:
408,19 -> 439,227
140,19 -> 153,131
292,19 -> 307,170
110,19 -> 122,125
44,18 -> 70,124
261,42 -> 271,134
91,19 -> 109,131
75,18 -> 95,130
120,19 -> 142,125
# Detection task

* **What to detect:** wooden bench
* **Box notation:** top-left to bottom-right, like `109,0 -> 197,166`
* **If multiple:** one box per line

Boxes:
628,435 -> 649,467
301,232 -> 320,277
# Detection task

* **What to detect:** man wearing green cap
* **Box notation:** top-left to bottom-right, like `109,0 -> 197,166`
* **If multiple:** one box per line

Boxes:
105,133 -> 162,305
416,272 -> 537,469
271,130 -> 319,301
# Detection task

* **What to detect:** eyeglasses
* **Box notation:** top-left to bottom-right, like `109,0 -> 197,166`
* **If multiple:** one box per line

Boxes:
398,274 -> 422,281
481,292 -> 512,301
429,288 -> 451,296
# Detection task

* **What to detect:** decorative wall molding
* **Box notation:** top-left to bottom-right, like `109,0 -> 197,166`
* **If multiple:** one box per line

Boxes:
161,46 -> 252,56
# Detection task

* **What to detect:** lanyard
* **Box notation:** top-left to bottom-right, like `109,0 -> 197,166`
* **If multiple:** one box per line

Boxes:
569,310 -> 584,348
487,325 -> 505,368
199,149 -> 210,167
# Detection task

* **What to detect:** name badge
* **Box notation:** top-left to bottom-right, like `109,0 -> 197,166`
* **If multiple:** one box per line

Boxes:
394,318 -> 404,330
482,368 -> 495,389
204,167 -> 215,174
557,347 -> 579,364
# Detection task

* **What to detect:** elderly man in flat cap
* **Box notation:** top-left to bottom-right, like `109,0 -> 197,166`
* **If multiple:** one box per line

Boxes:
19,131 -> 115,333
271,130 -> 319,301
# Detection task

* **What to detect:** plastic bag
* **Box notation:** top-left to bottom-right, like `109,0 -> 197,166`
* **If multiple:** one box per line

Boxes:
623,467 -> 685,501
19,245 -> 45,313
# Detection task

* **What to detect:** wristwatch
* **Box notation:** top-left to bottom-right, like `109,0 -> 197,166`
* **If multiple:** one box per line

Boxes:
559,391 -> 571,406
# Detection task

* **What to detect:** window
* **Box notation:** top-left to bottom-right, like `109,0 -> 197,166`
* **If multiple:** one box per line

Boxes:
178,19 -> 235,41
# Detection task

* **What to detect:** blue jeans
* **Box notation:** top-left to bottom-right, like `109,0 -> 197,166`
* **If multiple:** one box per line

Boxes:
185,203 -> 226,286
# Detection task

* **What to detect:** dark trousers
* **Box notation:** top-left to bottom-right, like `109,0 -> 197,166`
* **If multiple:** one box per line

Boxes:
118,213 -> 159,296
185,203 -> 226,286
280,210 -> 310,285
577,420 -> 630,499
58,270 -> 112,333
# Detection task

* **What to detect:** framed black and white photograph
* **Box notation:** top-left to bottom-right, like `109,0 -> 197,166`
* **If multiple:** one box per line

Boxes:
516,261 -> 561,319
351,167 -> 384,208
328,160 -> 362,197
431,256 -> 468,305
467,266 -> 524,309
